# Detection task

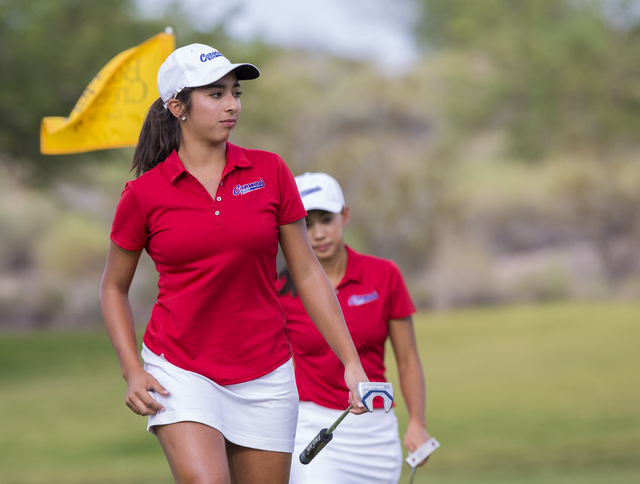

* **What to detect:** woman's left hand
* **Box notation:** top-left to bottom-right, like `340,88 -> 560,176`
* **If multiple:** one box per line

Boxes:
344,361 -> 369,414
404,420 -> 432,466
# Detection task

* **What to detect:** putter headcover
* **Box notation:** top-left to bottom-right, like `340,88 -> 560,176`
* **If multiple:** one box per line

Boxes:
357,382 -> 394,412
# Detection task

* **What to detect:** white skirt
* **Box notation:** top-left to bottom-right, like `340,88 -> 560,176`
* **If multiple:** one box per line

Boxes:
290,401 -> 403,484
142,344 -> 299,453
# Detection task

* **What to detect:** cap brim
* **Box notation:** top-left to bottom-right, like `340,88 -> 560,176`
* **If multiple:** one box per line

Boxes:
232,64 -> 260,81
302,200 -> 343,213
186,63 -> 260,90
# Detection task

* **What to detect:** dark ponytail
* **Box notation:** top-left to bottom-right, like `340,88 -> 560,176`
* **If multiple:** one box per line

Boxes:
131,89 -> 194,177
278,266 -> 298,298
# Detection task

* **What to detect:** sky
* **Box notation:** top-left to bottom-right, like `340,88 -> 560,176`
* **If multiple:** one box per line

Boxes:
135,0 -> 421,75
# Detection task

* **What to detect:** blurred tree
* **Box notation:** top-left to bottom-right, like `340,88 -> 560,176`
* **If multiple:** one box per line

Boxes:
0,0 -> 225,181
414,0 -> 640,160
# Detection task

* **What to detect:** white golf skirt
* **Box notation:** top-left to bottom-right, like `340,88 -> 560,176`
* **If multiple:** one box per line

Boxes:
290,401 -> 402,484
142,344 -> 299,453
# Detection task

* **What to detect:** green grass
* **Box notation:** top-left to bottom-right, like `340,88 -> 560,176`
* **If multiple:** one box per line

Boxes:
0,302 -> 639,483
386,302 -> 640,483
0,331 -> 172,483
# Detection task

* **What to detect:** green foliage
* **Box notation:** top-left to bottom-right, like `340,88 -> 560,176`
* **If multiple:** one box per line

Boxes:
0,167 -> 54,269
34,213 -> 109,276
2,0 -> 640,322
415,0 -> 640,159
423,152 -> 640,307
0,0 -> 202,180
230,53 -> 440,269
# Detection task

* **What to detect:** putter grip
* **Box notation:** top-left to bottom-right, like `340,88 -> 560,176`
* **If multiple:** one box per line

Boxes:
299,428 -> 333,465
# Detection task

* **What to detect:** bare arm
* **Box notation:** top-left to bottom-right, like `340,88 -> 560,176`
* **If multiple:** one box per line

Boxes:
389,316 -> 432,464
280,219 -> 368,413
99,241 -> 169,416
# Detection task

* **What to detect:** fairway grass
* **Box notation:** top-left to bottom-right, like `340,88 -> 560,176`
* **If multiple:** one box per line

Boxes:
388,302 -> 640,483
1,302 -> 639,483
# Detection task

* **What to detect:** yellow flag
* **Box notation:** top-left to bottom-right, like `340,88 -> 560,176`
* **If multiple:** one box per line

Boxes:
40,31 -> 175,155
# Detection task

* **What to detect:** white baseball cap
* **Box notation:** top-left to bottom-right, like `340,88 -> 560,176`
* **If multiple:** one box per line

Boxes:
157,43 -> 260,106
295,172 -> 345,213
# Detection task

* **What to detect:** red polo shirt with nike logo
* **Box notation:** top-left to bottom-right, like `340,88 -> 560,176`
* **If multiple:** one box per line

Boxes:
111,142 -> 306,385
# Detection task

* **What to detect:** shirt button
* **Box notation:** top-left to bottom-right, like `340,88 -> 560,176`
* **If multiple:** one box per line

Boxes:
216,196 -> 221,201
220,181 -> 223,186
215,211 -> 220,216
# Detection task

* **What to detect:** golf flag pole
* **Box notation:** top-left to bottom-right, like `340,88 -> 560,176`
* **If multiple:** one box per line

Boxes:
40,28 -> 175,155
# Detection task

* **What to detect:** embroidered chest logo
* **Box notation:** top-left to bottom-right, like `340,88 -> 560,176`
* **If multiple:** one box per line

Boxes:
233,178 -> 265,196
348,291 -> 379,307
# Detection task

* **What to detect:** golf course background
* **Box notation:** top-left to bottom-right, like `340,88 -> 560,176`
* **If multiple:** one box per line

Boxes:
1,302 -> 638,483
2,2 -> 640,483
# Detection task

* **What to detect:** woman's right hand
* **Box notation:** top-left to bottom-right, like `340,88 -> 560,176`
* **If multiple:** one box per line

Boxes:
101,243 -> 167,416
344,361 -> 369,415
124,366 -> 170,416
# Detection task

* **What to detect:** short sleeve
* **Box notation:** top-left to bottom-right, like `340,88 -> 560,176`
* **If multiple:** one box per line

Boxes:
387,261 -> 416,320
110,181 -> 148,251
275,154 -> 307,225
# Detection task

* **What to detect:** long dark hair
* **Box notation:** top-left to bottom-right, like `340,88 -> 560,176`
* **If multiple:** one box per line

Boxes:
131,88 -> 194,177
278,267 -> 298,298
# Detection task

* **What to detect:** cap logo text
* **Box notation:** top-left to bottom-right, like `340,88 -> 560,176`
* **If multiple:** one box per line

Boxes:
201,51 -> 223,62
300,186 -> 322,197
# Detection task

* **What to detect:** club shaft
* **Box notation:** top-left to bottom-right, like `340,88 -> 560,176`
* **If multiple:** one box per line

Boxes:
326,405 -> 352,435
299,404 -> 354,465
408,467 -> 417,484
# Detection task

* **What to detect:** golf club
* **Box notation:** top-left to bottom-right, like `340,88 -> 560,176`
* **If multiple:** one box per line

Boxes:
299,382 -> 394,464
406,437 -> 440,483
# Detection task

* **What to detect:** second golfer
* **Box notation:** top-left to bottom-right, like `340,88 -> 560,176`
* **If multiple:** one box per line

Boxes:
279,172 -> 432,484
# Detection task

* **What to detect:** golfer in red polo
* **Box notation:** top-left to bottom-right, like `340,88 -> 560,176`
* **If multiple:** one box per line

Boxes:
100,45 -> 368,484
279,173 -> 432,483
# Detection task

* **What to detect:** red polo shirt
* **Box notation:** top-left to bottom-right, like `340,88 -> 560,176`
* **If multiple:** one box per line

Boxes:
278,246 -> 416,410
111,142 -> 306,385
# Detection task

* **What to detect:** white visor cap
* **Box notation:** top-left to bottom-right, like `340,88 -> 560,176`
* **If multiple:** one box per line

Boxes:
295,172 -> 345,213
157,43 -> 260,104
